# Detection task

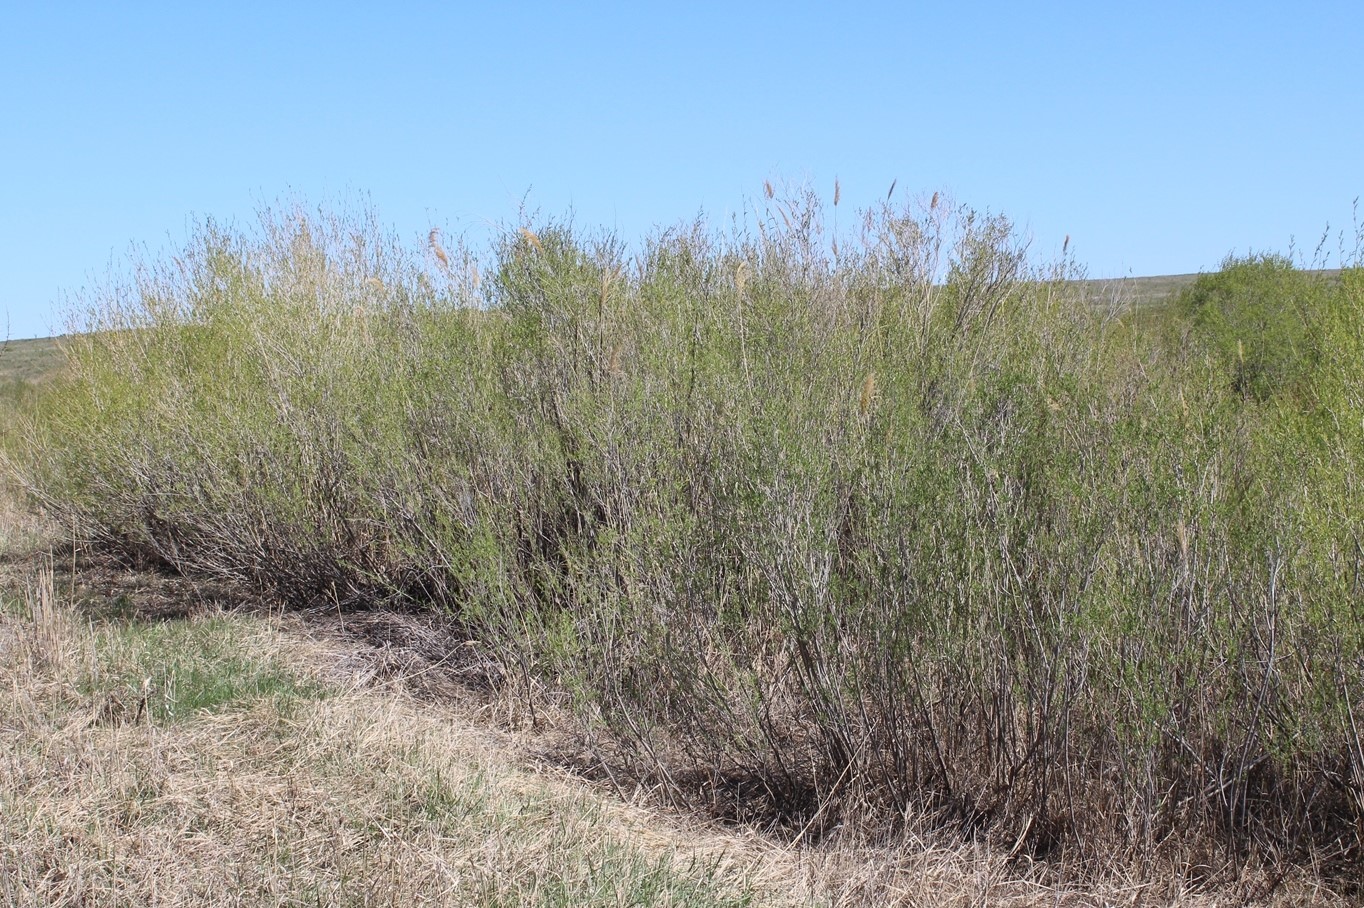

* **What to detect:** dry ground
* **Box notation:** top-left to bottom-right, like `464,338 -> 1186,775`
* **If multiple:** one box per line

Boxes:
1,501 -> 1354,906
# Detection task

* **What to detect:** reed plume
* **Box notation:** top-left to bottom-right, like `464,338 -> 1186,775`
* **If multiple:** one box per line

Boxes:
428,228 -> 450,270
859,371 -> 878,415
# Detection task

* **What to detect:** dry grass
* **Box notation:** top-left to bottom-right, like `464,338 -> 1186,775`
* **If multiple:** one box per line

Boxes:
0,561 -> 780,906
0,480 -> 51,563
0,335 -> 65,386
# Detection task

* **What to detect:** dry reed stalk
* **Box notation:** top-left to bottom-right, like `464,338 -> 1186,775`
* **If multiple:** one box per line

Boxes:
600,267 -> 621,306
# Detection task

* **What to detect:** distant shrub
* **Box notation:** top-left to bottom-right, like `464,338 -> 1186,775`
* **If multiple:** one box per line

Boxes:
1177,253 -> 1329,401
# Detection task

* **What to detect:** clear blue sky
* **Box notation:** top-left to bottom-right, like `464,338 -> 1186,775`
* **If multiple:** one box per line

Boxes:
3,2 -> 1360,339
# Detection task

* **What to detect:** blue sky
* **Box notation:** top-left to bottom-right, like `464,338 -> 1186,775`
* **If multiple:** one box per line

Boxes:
2,1 -> 1360,339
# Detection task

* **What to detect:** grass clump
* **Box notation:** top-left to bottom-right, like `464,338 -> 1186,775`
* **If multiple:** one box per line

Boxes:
11,191 -> 1364,894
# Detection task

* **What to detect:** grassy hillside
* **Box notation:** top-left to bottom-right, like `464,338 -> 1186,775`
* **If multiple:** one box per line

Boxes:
1076,271 -> 1203,307
0,335 -> 64,385
8,196 -> 1364,897
1078,269 -> 1344,310
0,336 -> 65,415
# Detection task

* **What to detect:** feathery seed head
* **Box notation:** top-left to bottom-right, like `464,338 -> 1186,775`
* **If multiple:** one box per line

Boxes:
860,372 -> 878,415
428,229 -> 450,269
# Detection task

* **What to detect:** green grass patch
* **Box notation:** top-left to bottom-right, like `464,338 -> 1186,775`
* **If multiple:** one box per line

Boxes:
88,614 -> 329,722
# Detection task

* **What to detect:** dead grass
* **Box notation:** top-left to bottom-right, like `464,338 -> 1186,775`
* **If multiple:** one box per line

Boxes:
0,465 -> 51,562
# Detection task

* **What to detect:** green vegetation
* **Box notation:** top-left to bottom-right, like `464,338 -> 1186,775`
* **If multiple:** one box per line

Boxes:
10,194 -> 1364,887
0,335 -> 64,404
88,615 -> 330,722
1176,255 -> 1331,401
0,336 -> 64,465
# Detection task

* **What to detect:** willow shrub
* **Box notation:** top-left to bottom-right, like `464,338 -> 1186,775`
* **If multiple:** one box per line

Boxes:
16,196 -> 1364,881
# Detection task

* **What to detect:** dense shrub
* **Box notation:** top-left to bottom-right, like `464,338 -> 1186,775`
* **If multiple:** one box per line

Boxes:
1176,253 -> 1332,401
12,195 -> 1364,885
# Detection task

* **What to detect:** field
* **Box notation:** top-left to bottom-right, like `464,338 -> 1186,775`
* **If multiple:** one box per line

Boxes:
2,193 -> 1362,905
0,335 -> 64,381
